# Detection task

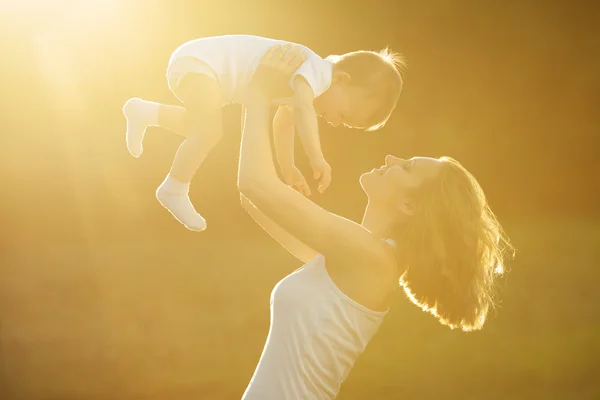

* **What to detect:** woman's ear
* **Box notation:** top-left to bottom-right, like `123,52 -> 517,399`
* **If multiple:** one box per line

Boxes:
398,200 -> 415,216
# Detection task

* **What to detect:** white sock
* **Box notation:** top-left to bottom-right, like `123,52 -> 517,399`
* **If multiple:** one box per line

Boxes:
122,98 -> 159,158
156,174 -> 206,231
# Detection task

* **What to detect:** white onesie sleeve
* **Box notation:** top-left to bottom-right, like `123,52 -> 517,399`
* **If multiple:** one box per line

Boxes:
289,56 -> 334,99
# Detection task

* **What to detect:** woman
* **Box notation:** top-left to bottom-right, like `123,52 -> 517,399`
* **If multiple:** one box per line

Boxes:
238,46 -> 513,399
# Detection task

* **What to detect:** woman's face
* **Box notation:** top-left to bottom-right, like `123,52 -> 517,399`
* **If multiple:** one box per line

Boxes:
360,155 -> 442,211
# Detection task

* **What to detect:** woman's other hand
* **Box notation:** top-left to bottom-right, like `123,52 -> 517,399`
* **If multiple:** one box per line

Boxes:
250,44 -> 307,98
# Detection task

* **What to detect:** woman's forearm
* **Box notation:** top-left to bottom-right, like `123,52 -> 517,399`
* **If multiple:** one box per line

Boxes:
238,92 -> 282,192
273,106 -> 296,170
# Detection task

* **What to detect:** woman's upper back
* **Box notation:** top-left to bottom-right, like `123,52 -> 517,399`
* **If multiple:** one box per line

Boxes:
242,254 -> 388,400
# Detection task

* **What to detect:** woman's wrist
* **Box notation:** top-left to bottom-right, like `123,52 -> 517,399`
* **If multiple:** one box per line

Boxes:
249,65 -> 292,98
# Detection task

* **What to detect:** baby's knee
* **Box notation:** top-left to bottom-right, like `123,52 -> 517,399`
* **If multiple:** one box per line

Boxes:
186,116 -> 223,145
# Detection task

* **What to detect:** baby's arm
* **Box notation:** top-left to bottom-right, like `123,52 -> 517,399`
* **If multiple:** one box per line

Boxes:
273,106 -> 310,196
292,76 -> 331,193
273,105 -> 295,173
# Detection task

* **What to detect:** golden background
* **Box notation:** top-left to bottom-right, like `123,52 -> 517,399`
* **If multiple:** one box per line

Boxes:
0,1 -> 598,399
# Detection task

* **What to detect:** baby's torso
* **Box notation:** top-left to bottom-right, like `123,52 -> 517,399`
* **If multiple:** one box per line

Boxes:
170,35 -> 332,104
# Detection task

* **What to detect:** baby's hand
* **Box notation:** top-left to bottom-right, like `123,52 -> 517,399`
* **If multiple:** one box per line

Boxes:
310,159 -> 332,194
282,165 -> 311,197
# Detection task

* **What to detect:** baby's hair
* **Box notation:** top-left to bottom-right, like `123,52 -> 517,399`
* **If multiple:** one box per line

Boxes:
327,48 -> 406,131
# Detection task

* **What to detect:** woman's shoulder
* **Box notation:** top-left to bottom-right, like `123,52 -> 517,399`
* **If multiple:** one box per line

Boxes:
323,244 -> 397,312
327,237 -> 399,284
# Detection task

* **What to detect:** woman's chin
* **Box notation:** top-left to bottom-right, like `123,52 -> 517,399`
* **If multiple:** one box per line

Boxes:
359,171 -> 375,192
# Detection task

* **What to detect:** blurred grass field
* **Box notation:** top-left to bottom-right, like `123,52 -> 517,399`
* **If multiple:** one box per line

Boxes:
1,217 -> 598,399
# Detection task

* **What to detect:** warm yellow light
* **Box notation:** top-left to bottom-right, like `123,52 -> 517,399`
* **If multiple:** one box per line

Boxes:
26,0 -> 124,107
1,0 -> 122,29
0,0 -> 82,16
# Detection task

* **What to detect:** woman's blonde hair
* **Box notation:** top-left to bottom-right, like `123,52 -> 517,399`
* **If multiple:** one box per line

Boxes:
393,157 -> 514,331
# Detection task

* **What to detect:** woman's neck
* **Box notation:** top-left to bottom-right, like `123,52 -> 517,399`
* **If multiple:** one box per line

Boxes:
361,201 -> 395,239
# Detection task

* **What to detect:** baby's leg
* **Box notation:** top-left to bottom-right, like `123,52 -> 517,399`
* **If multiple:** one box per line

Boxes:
156,73 -> 223,231
122,100 -> 200,158
122,57 -> 218,157
123,97 -> 162,158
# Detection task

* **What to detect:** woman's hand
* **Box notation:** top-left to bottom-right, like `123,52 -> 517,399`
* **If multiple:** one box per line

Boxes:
250,44 -> 307,98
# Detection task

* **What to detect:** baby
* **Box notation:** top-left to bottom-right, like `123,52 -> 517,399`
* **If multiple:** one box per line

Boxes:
123,34 -> 405,231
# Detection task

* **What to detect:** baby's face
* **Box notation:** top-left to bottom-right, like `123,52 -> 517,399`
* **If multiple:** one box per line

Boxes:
318,84 -> 379,129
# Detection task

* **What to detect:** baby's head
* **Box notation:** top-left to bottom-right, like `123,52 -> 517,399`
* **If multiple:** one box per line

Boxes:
316,48 -> 405,131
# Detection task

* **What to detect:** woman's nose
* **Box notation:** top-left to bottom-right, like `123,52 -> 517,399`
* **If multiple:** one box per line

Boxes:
385,155 -> 403,165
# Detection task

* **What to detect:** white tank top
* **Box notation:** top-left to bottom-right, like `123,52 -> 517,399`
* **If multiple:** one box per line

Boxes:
242,254 -> 388,399
169,35 -> 333,104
